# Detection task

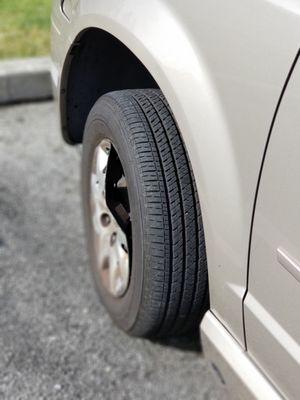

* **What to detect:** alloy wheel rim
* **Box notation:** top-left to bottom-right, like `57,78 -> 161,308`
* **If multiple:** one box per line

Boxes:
90,139 -> 131,298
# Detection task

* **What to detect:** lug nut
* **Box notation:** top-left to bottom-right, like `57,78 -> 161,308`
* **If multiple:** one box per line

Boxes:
101,213 -> 111,227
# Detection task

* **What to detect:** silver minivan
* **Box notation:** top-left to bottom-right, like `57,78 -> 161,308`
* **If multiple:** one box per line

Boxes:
51,1 -> 300,398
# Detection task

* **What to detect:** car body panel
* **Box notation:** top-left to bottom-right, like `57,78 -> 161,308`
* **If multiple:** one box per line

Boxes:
51,0 -> 300,348
244,55 -> 300,400
201,312 -> 283,400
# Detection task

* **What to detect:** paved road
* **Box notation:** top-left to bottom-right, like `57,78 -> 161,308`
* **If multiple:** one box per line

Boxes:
0,102 -> 228,400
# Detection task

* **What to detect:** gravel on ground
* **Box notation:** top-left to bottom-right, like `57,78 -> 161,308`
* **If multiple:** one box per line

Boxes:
0,101 -> 228,400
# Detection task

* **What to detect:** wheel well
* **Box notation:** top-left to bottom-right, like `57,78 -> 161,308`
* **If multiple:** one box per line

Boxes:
60,28 -> 158,144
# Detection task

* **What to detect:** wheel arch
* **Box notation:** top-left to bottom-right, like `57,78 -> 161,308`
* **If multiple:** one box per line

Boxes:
60,28 -> 159,144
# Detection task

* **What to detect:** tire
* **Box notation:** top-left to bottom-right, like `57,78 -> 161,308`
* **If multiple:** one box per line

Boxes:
82,89 -> 208,338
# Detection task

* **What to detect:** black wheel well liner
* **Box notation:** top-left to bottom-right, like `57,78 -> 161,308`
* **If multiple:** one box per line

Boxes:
60,28 -> 158,144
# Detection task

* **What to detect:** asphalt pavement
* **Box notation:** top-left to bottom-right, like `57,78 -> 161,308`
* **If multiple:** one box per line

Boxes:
0,101 -> 228,400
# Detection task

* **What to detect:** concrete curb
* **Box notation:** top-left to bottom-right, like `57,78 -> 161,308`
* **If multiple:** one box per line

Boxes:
0,57 -> 53,105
